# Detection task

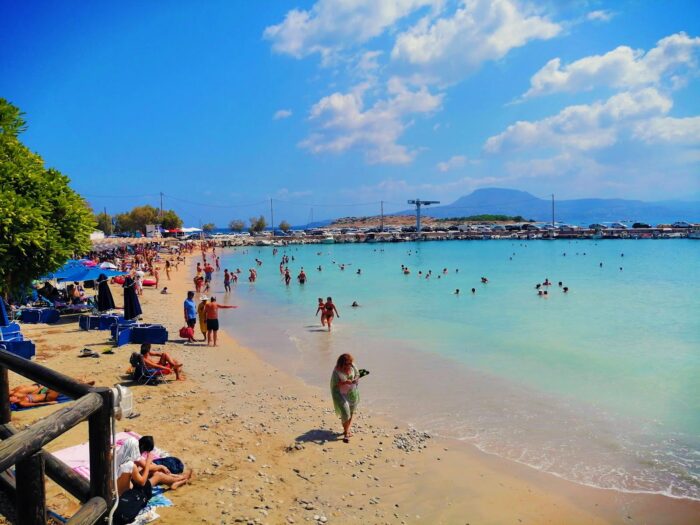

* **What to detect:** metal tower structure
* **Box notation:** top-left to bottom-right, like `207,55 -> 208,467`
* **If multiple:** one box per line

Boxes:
407,199 -> 440,233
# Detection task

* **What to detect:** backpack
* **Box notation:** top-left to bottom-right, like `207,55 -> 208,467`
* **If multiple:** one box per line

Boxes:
154,456 -> 184,474
114,481 -> 152,525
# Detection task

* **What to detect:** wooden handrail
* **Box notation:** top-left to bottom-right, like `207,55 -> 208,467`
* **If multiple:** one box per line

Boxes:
0,349 -> 92,399
0,393 -> 101,473
0,423 -> 91,502
65,497 -> 109,525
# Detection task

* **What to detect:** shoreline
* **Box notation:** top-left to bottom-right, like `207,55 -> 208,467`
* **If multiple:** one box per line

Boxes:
8,249 -> 699,524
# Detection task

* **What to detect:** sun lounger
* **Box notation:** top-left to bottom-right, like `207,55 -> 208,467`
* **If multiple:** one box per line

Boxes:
19,307 -> 60,324
79,313 -> 125,331
112,323 -> 168,347
0,341 -> 36,359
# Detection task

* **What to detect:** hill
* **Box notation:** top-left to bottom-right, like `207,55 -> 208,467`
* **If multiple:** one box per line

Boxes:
398,188 -> 699,224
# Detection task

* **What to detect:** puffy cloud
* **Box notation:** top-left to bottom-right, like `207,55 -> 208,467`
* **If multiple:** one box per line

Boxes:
586,10 -> 615,22
263,0 -> 436,60
633,116 -> 700,144
273,109 -> 293,120
523,32 -> 700,98
391,0 -> 560,79
484,88 -> 673,153
300,77 -> 443,164
436,155 -> 467,172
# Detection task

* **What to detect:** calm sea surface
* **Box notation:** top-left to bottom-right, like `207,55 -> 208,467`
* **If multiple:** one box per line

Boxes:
216,239 -> 700,500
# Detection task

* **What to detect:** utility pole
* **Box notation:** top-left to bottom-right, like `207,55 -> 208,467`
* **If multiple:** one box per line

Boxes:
380,201 -> 384,232
104,206 -> 110,236
159,192 -> 163,218
270,198 -> 274,236
408,199 -> 440,235
551,194 -> 555,228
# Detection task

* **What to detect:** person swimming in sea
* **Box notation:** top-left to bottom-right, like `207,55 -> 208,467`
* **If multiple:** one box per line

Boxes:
471,288 -> 476,294
351,301 -> 359,307
563,287 -> 569,293
454,289 -> 460,295
481,277 -> 488,283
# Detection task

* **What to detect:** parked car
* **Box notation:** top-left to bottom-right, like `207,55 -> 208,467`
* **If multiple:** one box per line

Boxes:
632,222 -> 651,228
588,223 -> 608,230
672,221 -> 692,228
610,222 -> 628,229
491,225 -> 506,231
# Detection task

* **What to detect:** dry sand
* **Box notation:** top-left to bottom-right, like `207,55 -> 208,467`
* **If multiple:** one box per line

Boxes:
7,253 -> 699,524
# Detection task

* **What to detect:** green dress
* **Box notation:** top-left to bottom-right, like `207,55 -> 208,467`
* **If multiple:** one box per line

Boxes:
331,365 -> 359,423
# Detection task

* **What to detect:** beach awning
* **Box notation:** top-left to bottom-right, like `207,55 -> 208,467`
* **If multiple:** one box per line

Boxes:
42,262 -> 126,282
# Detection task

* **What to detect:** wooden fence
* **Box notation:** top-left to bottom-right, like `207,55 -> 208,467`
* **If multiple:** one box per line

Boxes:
0,348 -> 114,524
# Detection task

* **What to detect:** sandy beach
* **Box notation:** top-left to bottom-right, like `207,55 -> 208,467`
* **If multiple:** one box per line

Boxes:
6,251 -> 699,525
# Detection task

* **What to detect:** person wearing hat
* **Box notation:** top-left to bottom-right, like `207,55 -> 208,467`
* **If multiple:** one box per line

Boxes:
197,296 -> 209,342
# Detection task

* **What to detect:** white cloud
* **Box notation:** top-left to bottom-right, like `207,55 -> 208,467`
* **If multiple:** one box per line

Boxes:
436,155 -> 467,172
263,0 -> 436,61
273,109 -> 293,120
485,88 -> 673,153
301,77 -> 443,164
391,0 -> 560,79
586,10 -> 615,22
633,116 -> 700,144
523,32 -> 700,98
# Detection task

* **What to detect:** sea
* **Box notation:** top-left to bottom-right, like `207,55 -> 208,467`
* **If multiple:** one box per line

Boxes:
214,239 -> 700,501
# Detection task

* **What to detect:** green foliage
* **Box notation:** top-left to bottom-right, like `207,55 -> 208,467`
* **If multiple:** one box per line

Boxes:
248,215 -> 267,233
278,220 -> 291,233
229,219 -> 245,232
160,209 -> 183,230
436,214 -> 528,222
113,205 -> 182,233
95,211 -> 112,234
202,223 -> 215,232
0,98 -> 95,298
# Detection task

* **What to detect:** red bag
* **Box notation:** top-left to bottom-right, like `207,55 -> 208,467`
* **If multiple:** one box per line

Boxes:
179,326 -> 194,339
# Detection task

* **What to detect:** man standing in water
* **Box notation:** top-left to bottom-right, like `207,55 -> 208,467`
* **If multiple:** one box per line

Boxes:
204,297 -> 237,347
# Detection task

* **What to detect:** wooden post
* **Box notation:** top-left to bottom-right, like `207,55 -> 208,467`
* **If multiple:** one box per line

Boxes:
65,497 -> 108,525
0,366 -> 10,425
88,388 -> 113,513
16,451 -> 46,525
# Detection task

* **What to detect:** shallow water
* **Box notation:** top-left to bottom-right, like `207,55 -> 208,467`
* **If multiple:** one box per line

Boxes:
214,239 -> 700,500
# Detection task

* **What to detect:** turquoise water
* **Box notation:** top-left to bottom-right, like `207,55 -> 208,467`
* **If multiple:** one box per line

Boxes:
216,240 -> 700,500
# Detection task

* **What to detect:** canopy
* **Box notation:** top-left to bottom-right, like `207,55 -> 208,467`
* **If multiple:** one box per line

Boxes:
42,261 -> 126,282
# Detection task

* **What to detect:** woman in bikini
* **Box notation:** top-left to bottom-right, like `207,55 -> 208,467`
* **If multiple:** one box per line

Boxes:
315,298 -> 326,327
323,297 -> 340,332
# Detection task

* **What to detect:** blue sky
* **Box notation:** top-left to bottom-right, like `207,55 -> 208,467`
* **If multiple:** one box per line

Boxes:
2,0 -> 699,226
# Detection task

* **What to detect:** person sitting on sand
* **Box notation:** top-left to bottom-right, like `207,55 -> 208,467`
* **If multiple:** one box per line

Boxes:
116,437 -> 192,496
331,353 -> 360,443
140,344 -> 184,380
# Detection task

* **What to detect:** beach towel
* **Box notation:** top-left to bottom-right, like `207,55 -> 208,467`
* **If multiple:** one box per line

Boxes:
53,431 -> 173,523
11,394 -> 72,412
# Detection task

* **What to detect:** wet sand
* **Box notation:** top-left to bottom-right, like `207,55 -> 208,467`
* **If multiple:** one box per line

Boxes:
5,252 -> 699,524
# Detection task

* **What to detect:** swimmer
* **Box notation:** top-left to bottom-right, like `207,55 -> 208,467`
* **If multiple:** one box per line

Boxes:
351,301 -> 359,307
471,288 -> 476,294
558,281 -> 562,287
563,287 -> 569,293
481,277 -> 488,284
454,289 -> 460,295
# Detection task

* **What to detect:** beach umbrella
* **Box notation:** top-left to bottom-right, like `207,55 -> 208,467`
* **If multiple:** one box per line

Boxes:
99,262 -> 118,270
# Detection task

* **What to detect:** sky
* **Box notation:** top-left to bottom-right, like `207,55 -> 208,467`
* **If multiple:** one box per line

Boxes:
1,0 -> 700,226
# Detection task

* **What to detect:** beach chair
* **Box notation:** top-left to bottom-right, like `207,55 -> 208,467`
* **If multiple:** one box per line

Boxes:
129,353 -> 166,385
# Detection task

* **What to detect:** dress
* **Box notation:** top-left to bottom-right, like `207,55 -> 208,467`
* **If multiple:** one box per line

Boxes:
96,274 -> 116,312
330,365 -> 360,423
122,276 -> 142,320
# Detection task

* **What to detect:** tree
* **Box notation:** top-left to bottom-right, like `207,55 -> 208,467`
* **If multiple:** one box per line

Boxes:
160,209 -> 183,230
229,219 -> 245,232
95,211 -> 112,234
113,205 -> 182,233
202,223 -> 215,232
0,99 -> 94,298
248,215 -> 267,233
279,220 -> 291,233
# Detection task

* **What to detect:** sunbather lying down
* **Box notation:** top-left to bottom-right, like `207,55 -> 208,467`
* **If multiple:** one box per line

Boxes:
10,379 -> 96,408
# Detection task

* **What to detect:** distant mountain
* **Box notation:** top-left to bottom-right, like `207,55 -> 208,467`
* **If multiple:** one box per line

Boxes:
397,188 -> 699,225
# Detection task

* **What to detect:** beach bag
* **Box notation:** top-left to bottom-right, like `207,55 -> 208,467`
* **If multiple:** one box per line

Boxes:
179,326 -> 194,339
114,481 -> 152,525
154,456 -> 184,474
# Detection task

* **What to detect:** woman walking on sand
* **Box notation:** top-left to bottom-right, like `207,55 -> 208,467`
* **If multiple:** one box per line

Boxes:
331,353 -> 360,443
323,297 -> 340,332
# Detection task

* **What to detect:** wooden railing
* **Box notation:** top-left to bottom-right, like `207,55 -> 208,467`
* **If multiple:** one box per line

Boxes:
0,348 -> 114,525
